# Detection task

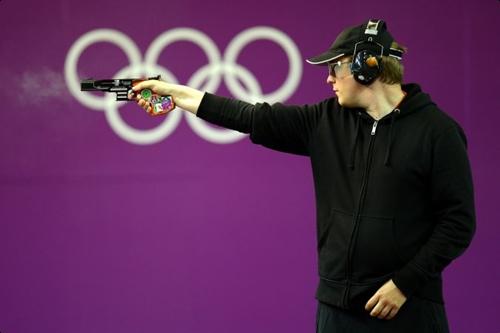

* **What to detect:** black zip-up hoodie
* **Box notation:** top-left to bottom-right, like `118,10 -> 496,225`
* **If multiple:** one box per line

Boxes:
196,83 -> 475,311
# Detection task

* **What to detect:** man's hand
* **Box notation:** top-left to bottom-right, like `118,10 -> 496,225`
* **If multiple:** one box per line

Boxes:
128,80 -> 167,115
129,80 -> 204,115
365,279 -> 407,320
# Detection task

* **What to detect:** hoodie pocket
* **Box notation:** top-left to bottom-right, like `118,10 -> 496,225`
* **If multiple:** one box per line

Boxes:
318,209 -> 354,281
351,214 -> 401,280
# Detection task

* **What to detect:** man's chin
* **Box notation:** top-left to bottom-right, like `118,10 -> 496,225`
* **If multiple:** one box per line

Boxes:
337,97 -> 359,109
337,98 -> 350,108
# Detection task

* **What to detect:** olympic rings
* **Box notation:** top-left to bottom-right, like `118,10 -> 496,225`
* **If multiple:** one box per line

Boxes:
65,26 -> 302,145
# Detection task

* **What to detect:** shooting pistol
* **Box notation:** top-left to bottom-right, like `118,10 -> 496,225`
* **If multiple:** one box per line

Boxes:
80,75 -> 175,116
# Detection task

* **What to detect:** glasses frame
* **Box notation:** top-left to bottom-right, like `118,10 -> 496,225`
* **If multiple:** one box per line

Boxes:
328,60 -> 352,78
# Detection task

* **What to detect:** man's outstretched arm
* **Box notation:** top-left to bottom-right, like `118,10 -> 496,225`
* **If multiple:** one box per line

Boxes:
130,78 -> 326,156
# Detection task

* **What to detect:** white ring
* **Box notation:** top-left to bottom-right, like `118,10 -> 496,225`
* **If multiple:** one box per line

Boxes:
224,26 -> 302,103
145,27 -> 223,94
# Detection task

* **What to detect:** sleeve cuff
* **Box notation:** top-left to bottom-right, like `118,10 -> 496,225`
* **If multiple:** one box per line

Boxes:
392,263 -> 429,297
196,92 -> 225,122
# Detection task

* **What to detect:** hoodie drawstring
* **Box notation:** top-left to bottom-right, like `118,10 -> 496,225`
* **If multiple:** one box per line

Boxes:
384,109 -> 400,166
348,112 -> 362,170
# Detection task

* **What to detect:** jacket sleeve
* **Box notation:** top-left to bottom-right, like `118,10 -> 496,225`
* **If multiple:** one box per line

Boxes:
196,93 -> 325,156
392,125 -> 476,297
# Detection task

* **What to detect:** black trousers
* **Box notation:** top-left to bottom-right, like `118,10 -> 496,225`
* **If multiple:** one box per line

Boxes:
316,297 -> 450,333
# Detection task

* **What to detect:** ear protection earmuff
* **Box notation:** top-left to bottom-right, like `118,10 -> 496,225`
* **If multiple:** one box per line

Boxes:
350,20 -> 386,85
351,45 -> 383,85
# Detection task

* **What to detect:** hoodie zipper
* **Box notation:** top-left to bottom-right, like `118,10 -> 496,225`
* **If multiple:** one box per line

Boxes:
371,121 -> 378,135
342,120 -> 378,308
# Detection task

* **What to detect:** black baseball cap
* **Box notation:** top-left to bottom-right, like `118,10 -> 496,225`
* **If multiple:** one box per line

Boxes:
306,19 -> 403,65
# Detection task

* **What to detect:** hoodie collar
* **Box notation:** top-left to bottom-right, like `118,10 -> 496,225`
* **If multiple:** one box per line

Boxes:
347,83 -> 434,169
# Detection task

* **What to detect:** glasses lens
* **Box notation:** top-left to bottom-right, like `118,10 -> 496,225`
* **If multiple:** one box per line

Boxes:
328,63 -> 337,76
328,61 -> 350,78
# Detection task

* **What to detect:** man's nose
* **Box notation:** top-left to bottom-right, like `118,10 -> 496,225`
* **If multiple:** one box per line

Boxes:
326,74 -> 336,85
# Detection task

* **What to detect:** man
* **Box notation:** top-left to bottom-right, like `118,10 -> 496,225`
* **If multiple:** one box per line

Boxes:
130,19 -> 475,332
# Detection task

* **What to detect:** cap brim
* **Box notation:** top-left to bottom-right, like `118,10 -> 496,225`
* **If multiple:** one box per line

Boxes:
306,52 -> 346,65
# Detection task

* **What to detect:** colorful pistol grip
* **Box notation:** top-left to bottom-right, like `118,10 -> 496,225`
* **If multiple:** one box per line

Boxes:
138,88 -> 176,116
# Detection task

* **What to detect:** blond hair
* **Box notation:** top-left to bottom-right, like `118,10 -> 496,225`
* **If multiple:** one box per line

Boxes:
378,42 -> 407,84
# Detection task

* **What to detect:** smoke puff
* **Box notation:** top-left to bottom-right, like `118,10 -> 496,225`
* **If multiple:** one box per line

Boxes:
17,67 -> 72,106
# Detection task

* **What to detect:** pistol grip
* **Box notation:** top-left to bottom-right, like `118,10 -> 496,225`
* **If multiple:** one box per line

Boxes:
139,88 -> 175,116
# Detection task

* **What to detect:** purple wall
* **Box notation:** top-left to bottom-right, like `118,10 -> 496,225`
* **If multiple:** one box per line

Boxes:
1,0 -> 498,332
